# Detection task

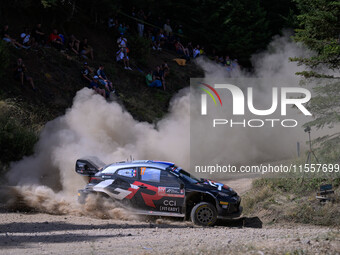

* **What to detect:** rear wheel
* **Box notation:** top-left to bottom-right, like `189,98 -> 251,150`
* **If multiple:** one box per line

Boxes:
190,202 -> 217,226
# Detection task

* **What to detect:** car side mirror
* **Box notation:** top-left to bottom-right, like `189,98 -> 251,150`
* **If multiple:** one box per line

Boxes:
180,183 -> 184,189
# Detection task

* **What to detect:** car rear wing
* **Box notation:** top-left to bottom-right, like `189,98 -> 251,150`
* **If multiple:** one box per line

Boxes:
75,157 -> 106,176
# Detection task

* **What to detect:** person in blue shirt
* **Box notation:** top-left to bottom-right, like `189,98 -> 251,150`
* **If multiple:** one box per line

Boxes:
89,76 -> 106,97
96,64 -> 114,92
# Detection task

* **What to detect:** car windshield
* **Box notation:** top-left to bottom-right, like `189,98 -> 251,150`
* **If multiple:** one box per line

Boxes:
178,169 -> 200,184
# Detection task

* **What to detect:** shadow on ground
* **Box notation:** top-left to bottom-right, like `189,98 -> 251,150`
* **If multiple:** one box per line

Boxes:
0,216 -> 262,248
216,217 -> 263,228
0,233 -> 128,248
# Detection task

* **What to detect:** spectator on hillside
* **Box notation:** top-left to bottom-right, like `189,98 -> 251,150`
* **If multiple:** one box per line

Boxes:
153,65 -> 165,90
147,29 -> 153,40
166,32 -> 176,50
48,29 -> 64,50
155,30 -> 166,48
131,6 -> 137,18
224,56 -> 231,66
145,70 -> 162,88
97,64 -> 114,92
81,62 -> 93,83
111,19 -> 120,36
108,16 -> 115,29
117,33 -> 127,49
152,39 -> 162,51
186,42 -> 193,57
149,30 -> 161,50
20,27 -> 31,48
116,48 -> 132,70
68,34 -> 80,55
174,40 -> 184,55
175,40 -> 189,58
224,56 -> 232,72
90,76 -> 106,97
145,11 -> 153,34
163,19 -> 172,36
218,56 -> 224,64
193,45 -> 200,58
177,25 -> 183,35
183,45 -> 190,59
1,25 -> 24,48
118,23 -> 129,35
137,9 -> 146,37
58,32 -> 65,44
14,58 -> 36,90
162,62 -> 170,78
199,46 -> 205,56
154,16 -> 163,33
79,38 -> 94,60
232,59 -> 239,70
159,64 -> 168,88
31,23 -> 45,47
130,6 -> 137,29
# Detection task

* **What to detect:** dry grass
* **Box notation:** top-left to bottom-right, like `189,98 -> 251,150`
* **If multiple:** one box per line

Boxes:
242,178 -> 340,226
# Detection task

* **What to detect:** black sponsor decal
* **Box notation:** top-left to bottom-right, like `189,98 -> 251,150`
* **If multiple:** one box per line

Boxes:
159,206 -> 180,213
165,187 -> 184,195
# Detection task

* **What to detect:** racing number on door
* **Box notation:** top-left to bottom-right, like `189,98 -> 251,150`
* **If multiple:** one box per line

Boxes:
141,167 -> 146,175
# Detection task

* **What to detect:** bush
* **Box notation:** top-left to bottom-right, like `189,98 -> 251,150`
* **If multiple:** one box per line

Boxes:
127,35 -> 150,66
0,100 -> 38,168
0,41 -> 10,78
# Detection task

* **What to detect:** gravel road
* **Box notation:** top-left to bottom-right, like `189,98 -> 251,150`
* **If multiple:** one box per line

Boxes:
0,211 -> 339,255
0,179 -> 338,255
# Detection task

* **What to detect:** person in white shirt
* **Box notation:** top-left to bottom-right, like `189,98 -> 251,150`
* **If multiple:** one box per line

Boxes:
116,48 -> 132,70
163,19 -> 172,36
117,33 -> 127,48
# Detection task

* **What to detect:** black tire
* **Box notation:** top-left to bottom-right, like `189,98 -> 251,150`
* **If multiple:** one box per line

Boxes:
190,202 -> 217,226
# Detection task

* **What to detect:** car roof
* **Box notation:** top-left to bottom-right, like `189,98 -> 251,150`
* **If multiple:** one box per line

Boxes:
101,160 -> 175,174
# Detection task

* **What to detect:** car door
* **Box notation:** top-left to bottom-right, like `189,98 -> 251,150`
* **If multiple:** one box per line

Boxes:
133,167 -> 185,214
100,167 -> 138,203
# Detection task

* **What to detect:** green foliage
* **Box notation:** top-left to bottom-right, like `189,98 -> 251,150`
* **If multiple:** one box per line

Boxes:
292,0 -> 340,163
41,0 -> 57,8
294,0 -> 340,58
0,101 -> 39,167
127,35 -> 150,66
292,0 -> 340,70
0,41 -> 10,78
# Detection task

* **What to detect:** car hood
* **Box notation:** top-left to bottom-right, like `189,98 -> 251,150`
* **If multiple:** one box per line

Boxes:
191,179 -> 237,195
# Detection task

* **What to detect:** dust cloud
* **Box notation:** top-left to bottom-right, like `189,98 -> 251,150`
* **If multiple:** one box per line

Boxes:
3,33 -> 320,216
191,32 -> 314,170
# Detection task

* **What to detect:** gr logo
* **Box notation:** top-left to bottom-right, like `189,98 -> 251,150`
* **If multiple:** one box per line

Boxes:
200,84 -> 312,116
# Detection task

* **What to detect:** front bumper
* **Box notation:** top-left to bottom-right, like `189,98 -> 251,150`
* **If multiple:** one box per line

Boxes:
216,195 -> 242,218
217,206 -> 243,219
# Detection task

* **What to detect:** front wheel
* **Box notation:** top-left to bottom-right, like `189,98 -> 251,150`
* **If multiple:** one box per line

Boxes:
190,202 -> 217,226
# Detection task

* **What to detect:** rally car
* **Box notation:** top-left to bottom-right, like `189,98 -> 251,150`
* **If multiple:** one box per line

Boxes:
76,158 -> 242,226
